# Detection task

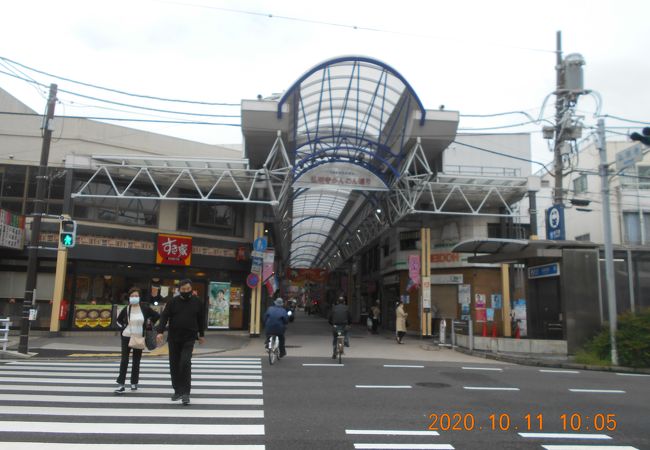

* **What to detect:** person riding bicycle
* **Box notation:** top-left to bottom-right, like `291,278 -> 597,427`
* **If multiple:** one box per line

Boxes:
328,296 -> 351,359
264,297 -> 288,358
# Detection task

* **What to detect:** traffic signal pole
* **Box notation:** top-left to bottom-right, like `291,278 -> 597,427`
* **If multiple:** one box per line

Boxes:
18,83 -> 57,354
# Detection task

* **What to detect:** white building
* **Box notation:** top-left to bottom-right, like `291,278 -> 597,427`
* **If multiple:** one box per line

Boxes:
535,138 -> 650,245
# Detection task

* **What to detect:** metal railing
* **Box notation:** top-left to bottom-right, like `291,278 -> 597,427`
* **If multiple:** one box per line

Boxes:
0,318 -> 11,351
443,165 -> 521,178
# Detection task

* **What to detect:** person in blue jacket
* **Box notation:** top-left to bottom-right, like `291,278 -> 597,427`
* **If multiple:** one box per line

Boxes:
264,297 -> 289,358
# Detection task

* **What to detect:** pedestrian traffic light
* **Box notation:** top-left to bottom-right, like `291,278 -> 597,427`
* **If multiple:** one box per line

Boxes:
630,127 -> 650,146
59,219 -> 77,248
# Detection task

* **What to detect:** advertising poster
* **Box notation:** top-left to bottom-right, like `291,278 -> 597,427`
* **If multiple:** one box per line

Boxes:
513,299 -> 528,337
458,284 -> 471,305
475,293 -> 486,308
486,308 -> 495,322
74,304 -> 112,329
208,282 -> 231,329
475,308 -> 487,322
491,294 -> 502,309
461,304 -> 470,321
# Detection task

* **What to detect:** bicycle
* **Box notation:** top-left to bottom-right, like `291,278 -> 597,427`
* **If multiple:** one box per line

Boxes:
333,325 -> 345,364
266,334 -> 280,365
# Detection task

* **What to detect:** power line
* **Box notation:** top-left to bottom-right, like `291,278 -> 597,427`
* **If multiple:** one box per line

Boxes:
157,0 -> 555,54
0,56 -> 240,106
0,110 -> 240,126
0,68 -> 241,119
451,140 -> 554,175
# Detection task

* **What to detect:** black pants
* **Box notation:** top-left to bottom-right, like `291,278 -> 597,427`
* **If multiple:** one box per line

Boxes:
117,335 -> 143,385
168,339 -> 195,396
371,318 -> 379,333
266,333 -> 286,356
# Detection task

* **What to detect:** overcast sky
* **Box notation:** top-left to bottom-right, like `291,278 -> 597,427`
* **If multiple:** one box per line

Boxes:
1,0 -> 649,167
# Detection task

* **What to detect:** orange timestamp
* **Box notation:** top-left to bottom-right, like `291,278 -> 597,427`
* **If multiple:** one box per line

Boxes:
427,412 -> 618,432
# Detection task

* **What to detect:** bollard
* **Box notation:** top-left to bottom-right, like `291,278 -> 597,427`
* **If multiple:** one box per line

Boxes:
451,320 -> 456,347
468,318 -> 474,352
439,318 -> 447,346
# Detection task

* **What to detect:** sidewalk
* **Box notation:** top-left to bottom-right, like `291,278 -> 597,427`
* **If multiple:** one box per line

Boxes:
1,314 -> 502,364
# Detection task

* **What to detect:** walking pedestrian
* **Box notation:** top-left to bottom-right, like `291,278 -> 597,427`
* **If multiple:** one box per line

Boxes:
395,299 -> 408,344
370,299 -> 381,334
156,279 -> 206,406
114,286 -> 160,394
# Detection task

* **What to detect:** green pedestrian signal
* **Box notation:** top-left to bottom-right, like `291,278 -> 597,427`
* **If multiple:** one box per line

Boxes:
59,219 -> 77,248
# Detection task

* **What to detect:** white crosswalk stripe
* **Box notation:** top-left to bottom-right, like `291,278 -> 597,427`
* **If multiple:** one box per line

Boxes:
346,429 -> 454,449
0,357 -> 266,448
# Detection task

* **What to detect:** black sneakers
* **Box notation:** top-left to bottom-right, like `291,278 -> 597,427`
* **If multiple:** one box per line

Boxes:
130,384 -> 138,391
171,393 -> 182,401
114,385 -> 125,394
182,395 -> 190,406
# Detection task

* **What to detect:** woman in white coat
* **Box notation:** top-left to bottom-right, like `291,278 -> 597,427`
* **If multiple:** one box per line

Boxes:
395,300 -> 408,344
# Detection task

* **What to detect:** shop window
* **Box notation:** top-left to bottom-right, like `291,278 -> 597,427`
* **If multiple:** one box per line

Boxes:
488,222 -> 531,239
177,201 -> 244,237
573,174 -> 588,194
399,230 -> 419,251
72,175 -> 159,227
623,212 -> 650,245
638,166 -> 650,190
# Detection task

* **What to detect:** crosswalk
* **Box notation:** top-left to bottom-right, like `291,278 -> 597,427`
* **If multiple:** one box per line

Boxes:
0,357 -> 265,449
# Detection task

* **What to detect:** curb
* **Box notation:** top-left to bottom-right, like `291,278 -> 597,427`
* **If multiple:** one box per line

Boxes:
453,346 -> 650,374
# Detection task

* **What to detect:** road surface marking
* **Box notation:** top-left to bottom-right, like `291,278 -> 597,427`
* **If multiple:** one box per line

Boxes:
463,386 -> 519,391
383,364 -> 424,368
0,445 -> 264,450
0,377 -> 262,386
539,369 -> 580,374
355,385 -> 412,389
519,433 -> 612,439
0,393 -> 263,405
461,366 -> 503,371
0,421 -> 264,435
615,373 -> 650,377
541,446 -> 638,449
0,384 -> 262,395
0,370 -> 262,379
1,365 -> 261,374
354,445 -> 453,449
569,389 -> 626,394
346,429 -> 440,436
0,405 -> 264,418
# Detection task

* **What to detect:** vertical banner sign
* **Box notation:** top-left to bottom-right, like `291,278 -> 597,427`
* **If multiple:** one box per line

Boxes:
408,254 -> 421,287
262,250 -> 277,295
156,234 -> 192,265
208,281 -> 231,329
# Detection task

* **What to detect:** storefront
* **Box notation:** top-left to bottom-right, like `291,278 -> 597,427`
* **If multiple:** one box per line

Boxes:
1,222 -> 251,331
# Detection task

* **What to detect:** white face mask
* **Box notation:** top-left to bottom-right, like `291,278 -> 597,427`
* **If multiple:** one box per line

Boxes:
129,296 -> 140,305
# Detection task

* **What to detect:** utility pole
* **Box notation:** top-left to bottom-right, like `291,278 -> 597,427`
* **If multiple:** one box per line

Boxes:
553,31 -> 565,206
597,118 -> 618,366
18,83 -> 57,354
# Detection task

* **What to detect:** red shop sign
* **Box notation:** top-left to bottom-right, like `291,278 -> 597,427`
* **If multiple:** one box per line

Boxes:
156,234 -> 192,266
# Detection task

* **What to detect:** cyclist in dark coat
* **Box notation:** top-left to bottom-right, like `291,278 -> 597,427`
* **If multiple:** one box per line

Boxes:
264,298 -> 289,358
328,296 -> 352,358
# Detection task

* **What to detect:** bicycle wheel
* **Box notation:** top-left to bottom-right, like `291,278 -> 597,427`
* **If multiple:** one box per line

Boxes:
268,337 -> 276,365
337,337 -> 344,364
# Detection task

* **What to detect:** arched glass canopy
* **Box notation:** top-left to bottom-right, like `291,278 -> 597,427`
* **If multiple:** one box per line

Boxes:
279,56 -> 426,268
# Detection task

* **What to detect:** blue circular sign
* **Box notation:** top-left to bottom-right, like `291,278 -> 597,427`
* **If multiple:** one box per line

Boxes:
253,237 -> 267,252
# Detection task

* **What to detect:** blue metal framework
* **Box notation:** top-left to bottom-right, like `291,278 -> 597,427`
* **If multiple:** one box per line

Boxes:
280,56 -> 427,268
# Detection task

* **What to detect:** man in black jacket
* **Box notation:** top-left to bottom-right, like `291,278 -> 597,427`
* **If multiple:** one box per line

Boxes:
156,279 -> 206,406
328,296 -> 352,358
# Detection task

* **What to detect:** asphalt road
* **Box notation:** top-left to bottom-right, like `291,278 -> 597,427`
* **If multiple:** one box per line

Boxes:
0,315 -> 648,450
262,356 -> 648,450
